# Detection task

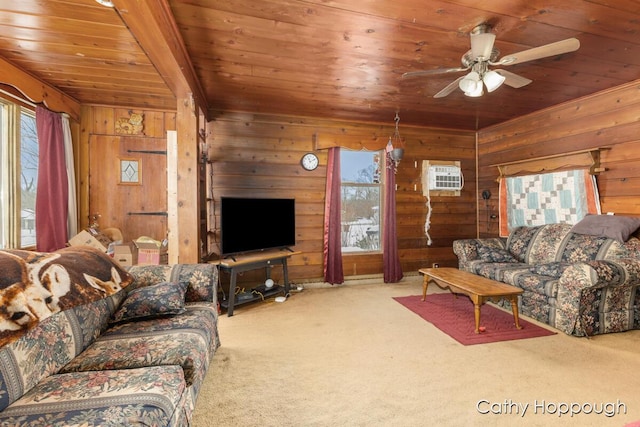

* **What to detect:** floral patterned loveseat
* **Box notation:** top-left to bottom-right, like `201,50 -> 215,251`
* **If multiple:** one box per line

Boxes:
453,220 -> 640,337
0,246 -> 220,426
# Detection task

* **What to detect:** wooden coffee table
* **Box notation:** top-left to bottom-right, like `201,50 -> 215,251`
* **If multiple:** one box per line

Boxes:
419,267 -> 523,334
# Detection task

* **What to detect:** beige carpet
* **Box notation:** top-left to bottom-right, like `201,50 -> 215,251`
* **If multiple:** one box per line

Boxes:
193,276 -> 640,426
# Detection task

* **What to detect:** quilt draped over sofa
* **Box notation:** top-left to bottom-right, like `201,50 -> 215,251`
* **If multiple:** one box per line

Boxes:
0,247 -> 133,347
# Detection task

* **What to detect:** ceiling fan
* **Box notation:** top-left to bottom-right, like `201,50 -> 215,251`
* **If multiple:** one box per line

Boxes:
402,24 -> 580,98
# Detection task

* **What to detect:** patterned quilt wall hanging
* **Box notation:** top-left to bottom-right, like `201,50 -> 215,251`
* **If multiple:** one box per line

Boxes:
499,169 -> 601,237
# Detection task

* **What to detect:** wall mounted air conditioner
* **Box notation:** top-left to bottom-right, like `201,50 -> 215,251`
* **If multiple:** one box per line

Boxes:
428,165 -> 464,191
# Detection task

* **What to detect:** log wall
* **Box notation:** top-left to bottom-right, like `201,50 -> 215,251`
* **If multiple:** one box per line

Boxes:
477,81 -> 640,237
209,111 -> 476,285
75,78 -> 640,288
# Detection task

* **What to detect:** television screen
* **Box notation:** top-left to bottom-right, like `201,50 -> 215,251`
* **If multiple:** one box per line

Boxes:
220,197 -> 296,256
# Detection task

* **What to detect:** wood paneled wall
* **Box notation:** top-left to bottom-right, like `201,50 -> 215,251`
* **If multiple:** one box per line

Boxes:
477,81 -> 640,237
209,111 -> 476,285
76,77 -> 640,285
78,106 -> 176,240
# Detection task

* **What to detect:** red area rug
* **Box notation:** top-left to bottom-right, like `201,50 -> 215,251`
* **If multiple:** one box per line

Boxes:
393,293 -> 556,345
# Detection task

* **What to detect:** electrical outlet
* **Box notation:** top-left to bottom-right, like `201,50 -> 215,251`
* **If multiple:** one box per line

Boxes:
432,263 -> 439,268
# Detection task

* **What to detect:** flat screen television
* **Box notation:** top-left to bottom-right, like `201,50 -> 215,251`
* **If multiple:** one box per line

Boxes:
220,197 -> 296,256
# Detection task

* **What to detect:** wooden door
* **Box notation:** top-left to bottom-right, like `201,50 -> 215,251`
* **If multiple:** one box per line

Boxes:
88,135 -> 167,243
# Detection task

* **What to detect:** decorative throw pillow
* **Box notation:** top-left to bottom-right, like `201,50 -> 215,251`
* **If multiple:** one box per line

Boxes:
570,214 -> 640,243
110,281 -> 187,323
477,245 -> 519,263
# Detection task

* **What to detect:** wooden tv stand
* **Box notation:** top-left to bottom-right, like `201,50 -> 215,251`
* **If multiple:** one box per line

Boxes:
214,249 -> 301,316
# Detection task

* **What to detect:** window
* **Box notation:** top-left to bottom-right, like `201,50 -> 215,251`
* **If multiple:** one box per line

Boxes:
0,97 -> 38,249
340,150 -> 383,252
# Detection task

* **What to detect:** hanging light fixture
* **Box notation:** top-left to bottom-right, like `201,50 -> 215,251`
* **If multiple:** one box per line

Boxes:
459,63 -> 505,97
458,71 -> 482,96
465,81 -> 484,97
482,70 -> 506,92
461,24 -> 503,96
387,113 -> 404,173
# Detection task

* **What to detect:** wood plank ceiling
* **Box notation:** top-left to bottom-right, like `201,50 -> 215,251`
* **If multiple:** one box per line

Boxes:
0,0 -> 639,130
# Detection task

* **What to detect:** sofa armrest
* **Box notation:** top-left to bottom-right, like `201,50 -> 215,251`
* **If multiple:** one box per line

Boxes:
559,258 -> 640,291
555,258 -> 640,335
126,263 -> 218,304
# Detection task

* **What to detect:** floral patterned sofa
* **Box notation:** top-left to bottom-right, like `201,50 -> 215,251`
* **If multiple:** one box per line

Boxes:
0,246 -> 220,426
453,220 -> 640,337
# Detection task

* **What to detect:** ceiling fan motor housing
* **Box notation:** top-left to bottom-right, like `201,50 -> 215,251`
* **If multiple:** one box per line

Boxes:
461,49 -> 500,68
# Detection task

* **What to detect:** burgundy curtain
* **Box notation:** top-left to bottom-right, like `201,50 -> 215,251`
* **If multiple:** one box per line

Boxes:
323,147 -> 344,284
383,153 -> 403,282
35,106 -> 68,251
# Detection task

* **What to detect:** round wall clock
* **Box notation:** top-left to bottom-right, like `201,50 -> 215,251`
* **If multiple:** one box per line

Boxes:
301,153 -> 319,171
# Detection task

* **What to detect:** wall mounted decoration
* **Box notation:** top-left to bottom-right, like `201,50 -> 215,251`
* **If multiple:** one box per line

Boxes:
115,111 -> 144,135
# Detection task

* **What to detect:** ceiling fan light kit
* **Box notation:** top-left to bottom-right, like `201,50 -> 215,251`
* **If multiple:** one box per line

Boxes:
483,70 -> 506,92
459,71 -> 479,92
458,67 -> 505,97
402,24 -> 580,98
465,83 -> 483,97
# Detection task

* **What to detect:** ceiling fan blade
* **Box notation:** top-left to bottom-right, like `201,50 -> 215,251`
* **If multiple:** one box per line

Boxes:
496,38 -> 580,66
434,76 -> 464,98
402,67 -> 469,78
495,70 -> 532,88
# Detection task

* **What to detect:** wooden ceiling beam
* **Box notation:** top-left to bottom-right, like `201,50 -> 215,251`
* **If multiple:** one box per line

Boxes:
112,0 -> 208,118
